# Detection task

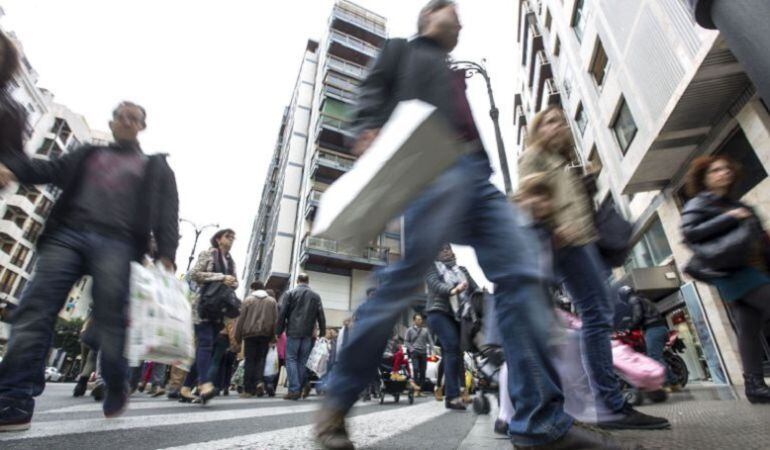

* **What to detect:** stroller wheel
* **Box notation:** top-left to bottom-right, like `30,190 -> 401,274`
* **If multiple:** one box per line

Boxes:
622,388 -> 643,406
408,391 -> 414,405
379,391 -> 385,405
472,395 -> 491,415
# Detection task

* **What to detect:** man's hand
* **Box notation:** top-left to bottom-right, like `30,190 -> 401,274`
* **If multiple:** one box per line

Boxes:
158,257 -> 175,273
727,208 -> 752,220
451,282 -> 468,295
0,163 -> 17,189
352,128 -> 380,156
223,275 -> 237,288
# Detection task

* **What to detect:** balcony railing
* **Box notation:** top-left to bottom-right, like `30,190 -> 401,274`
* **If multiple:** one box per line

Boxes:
322,85 -> 356,104
332,6 -> 386,38
326,56 -> 367,80
325,73 -> 359,93
316,113 -> 354,137
328,30 -> 379,59
313,150 -> 355,173
302,236 -> 389,265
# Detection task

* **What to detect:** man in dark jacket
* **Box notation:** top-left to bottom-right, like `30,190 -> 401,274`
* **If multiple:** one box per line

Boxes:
618,286 -> 674,386
0,101 -> 179,431
235,281 -> 279,397
317,1 -> 620,449
276,273 -> 325,400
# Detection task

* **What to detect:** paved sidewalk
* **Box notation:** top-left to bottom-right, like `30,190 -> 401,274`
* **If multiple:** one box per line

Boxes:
460,384 -> 770,449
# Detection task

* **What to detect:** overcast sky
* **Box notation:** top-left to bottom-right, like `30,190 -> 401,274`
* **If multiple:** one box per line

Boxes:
0,0 -> 517,288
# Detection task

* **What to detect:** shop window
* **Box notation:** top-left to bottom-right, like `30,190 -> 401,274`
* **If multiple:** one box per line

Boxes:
624,217 -> 673,271
589,38 -> 609,87
612,97 -> 637,155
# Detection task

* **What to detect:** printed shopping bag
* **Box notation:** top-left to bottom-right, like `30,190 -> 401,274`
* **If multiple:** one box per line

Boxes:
306,338 -> 331,377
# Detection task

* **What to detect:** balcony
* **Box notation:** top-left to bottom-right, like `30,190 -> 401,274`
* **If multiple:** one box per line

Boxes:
301,236 -> 389,270
316,113 -> 354,152
518,0 -> 536,64
532,50 -> 553,112
311,149 -> 355,182
325,55 -> 367,81
526,23 -> 544,87
327,30 -> 379,66
540,78 -> 561,112
304,189 -> 324,220
331,5 -> 386,47
321,85 -> 356,105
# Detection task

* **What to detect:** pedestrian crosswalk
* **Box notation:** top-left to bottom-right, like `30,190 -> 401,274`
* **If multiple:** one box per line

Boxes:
2,384 -> 472,449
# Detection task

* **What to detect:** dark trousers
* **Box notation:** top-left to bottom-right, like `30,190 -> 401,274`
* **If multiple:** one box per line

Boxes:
243,336 -> 271,394
184,322 -> 220,387
644,325 -> 673,385
410,351 -> 428,388
711,0 -> 770,104
427,312 -> 462,400
731,284 -> 770,376
207,334 -> 230,389
0,227 -> 133,403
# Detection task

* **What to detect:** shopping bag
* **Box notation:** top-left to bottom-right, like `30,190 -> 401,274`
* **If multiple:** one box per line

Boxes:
264,345 -> 279,378
312,99 -> 466,249
306,338 -> 330,377
231,360 -> 245,388
611,340 -> 665,391
125,262 -> 195,370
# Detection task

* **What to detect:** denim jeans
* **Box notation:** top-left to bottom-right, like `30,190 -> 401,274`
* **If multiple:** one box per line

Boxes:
410,351 -> 428,388
0,227 -> 134,404
426,312 -> 461,400
644,325 -> 673,385
325,152 -> 573,446
184,322 -> 219,387
555,243 -> 625,414
207,333 -> 230,388
286,337 -> 314,394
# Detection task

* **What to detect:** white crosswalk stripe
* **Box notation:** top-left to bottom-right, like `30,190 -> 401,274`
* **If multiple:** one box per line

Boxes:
161,400 -> 449,450
37,397 -> 319,415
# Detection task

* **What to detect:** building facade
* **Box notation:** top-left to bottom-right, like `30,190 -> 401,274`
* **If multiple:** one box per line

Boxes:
244,1 -> 401,327
514,0 -> 770,385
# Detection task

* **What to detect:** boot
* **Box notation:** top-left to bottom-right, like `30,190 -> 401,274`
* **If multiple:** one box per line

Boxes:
744,373 -> 770,404
315,408 -> 354,450
73,376 -> 88,397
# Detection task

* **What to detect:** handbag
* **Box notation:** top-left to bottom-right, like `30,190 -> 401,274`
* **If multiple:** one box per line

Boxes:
198,281 -> 241,322
594,200 -> 633,268
687,218 -> 757,271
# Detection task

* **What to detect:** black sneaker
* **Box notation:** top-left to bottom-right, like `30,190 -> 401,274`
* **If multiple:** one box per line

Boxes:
73,376 -> 88,397
91,383 -> 105,402
103,389 -> 128,418
0,397 -> 33,432
598,406 -> 670,430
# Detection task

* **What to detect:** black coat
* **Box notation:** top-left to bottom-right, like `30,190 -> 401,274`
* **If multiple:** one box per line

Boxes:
425,264 -> 478,316
0,144 -> 180,262
276,284 -> 326,338
681,192 -> 764,276
351,36 -> 456,138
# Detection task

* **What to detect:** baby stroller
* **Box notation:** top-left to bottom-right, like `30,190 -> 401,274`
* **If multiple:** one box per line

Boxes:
466,346 -> 504,414
377,346 -> 416,405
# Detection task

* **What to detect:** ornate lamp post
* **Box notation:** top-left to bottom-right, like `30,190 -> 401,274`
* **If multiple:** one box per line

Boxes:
179,219 -> 219,273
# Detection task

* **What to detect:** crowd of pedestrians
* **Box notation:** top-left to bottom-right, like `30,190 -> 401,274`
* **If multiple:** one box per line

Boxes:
0,1 -> 768,449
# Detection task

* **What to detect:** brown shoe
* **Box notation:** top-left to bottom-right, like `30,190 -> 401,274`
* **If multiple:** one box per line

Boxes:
283,392 -> 301,401
434,386 -> 444,402
301,384 -> 312,399
315,408 -> 354,450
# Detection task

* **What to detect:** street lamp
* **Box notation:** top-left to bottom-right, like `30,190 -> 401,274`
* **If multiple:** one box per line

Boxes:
451,59 -> 513,195
179,219 -> 219,273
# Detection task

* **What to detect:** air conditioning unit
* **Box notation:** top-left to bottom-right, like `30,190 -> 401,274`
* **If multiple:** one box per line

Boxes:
620,265 -> 681,301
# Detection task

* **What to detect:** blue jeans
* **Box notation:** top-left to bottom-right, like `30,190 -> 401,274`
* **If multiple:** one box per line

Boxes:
184,322 -> 219,387
555,244 -> 625,414
644,325 -> 673,385
0,227 -> 134,405
286,337 -> 314,394
427,312 -> 461,400
207,333 -> 229,387
325,153 -> 572,446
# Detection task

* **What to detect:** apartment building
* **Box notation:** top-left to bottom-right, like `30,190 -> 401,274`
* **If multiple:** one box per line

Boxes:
514,0 -> 770,385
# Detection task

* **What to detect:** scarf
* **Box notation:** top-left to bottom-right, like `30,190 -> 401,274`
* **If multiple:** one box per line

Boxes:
435,260 -> 469,315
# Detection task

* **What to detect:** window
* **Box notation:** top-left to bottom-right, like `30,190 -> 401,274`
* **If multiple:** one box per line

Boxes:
36,138 -> 63,158
715,128 -> 768,198
588,145 -> 603,175
612,98 -> 638,154
589,38 -> 609,87
13,277 -> 27,298
17,185 -> 40,204
572,0 -> 587,42
10,245 -> 29,267
575,103 -> 588,135
624,217 -> 673,271
34,197 -> 54,218
0,234 -> 14,254
545,9 -> 553,31
0,269 -> 19,294
4,207 -> 27,229
23,220 -> 43,243
554,35 -> 561,56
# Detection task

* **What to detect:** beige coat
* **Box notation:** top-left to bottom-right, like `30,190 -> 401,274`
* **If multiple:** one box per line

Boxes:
518,146 -> 597,247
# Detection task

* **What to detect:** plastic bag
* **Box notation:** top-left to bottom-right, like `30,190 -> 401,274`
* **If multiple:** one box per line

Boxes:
264,345 -> 279,377
306,338 -> 330,377
611,340 -> 665,391
125,262 -> 195,369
